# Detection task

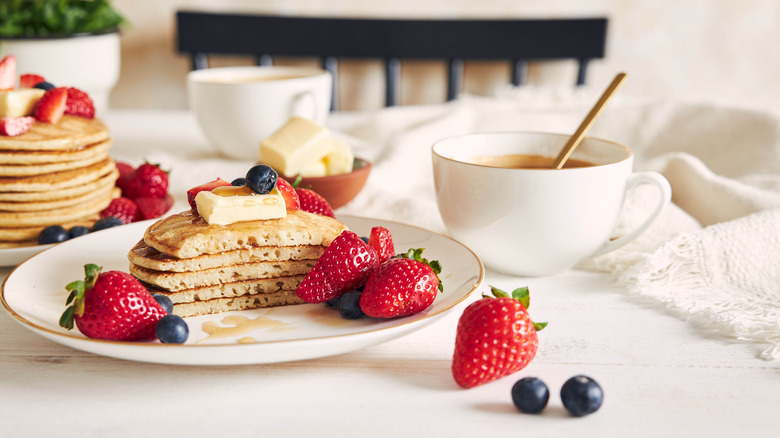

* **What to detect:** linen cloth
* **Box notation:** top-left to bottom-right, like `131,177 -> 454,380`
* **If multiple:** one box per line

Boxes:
147,89 -> 780,359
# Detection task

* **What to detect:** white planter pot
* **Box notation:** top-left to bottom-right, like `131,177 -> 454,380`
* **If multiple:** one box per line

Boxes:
0,32 -> 120,115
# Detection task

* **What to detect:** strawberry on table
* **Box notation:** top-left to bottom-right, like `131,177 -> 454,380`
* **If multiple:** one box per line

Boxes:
296,230 -> 379,303
124,162 -> 169,199
34,87 -> 68,124
0,116 -> 35,137
368,226 -> 395,263
19,73 -> 45,88
360,248 -> 442,318
59,264 -> 167,341
0,55 -> 15,90
452,286 -> 547,389
187,178 -> 231,209
135,194 -> 174,220
64,87 -> 95,119
100,197 -> 141,224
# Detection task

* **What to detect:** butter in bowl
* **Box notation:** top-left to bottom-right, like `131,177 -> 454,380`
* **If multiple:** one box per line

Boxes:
258,117 -> 371,209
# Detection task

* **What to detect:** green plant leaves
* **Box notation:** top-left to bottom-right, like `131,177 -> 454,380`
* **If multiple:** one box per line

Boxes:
0,0 -> 126,38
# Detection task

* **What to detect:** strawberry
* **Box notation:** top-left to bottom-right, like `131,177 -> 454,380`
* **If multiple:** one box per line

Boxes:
0,116 -> 35,137
34,87 -> 68,123
276,177 -> 300,210
59,264 -> 166,341
115,161 -> 135,195
452,286 -> 547,389
136,194 -> 174,220
297,188 -> 335,217
0,55 -> 15,90
360,248 -> 442,318
368,226 -> 395,263
19,73 -> 45,88
296,230 -> 379,303
187,178 -> 231,209
100,197 -> 141,224
64,87 -> 95,118
124,162 -> 169,199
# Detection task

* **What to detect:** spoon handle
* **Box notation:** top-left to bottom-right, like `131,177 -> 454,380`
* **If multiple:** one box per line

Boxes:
552,72 -> 627,169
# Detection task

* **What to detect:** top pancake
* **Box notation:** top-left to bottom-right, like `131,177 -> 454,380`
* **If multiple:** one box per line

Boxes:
144,209 -> 348,259
0,116 -> 109,151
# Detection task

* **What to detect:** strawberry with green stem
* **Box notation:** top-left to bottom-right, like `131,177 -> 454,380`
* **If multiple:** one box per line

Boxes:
452,286 -> 547,388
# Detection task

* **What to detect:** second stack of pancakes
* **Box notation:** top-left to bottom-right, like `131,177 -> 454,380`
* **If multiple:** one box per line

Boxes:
128,209 -> 347,317
0,116 -> 119,247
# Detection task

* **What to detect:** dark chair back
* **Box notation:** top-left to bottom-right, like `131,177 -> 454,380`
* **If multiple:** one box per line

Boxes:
176,11 -> 608,110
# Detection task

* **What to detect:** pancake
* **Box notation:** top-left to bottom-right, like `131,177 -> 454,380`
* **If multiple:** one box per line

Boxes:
144,209 -> 348,259
0,116 -> 109,151
0,150 -> 109,178
0,139 -> 112,165
0,216 -> 99,241
129,259 -> 317,291
143,275 -> 306,304
129,240 -> 326,272
0,187 -> 118,227
0,180 -> 117,211
0,167 -> 118,202
171,290 -> 304,317
0,158 -> 116,192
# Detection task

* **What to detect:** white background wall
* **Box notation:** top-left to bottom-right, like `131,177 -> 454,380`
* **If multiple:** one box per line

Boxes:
110,0 -> 780,111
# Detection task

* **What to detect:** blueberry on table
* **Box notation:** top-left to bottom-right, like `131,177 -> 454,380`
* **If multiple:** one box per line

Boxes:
560,375 -> 604,417
245,165 -> 278,194
337,290 -> 365,319
231,177 -> 246,186
511,377 -> 550,414
68,226 -> 91,239
38,225 -> 69,245
156,314 -> 189,344
92,216 -> 123,231
152,293 -> 174,314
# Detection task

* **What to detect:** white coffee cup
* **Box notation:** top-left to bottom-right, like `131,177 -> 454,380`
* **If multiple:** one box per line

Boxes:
187,66 -> 332,161
432,132 -> 671,276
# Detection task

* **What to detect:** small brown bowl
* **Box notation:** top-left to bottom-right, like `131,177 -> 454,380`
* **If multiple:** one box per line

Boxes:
282,157 -> 371,209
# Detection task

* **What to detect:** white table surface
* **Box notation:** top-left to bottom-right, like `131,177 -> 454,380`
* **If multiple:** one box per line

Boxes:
1,110 -> 779,438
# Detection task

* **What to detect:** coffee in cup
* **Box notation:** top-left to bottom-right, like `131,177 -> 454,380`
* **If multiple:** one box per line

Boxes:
432,132 -> 671,276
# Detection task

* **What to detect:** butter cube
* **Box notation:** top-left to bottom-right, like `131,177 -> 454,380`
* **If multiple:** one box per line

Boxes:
323,138 -> 354,175
300,159 -> 328,177
0,89 -> 45,117
195,189 -> 286,225
259,117 -> 333,176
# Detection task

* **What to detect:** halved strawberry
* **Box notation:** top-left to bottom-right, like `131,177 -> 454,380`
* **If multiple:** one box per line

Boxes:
276,177 -> 300,210
0,55 -> 15,90
296,230 -> 379,303
136,194 -> 174,220
368,226 -> 395,263
20,73 -> 45,88
34,87 -> 68,124
0,116 -> 35,137
64,87 -> 95,118
187,178 -> 231,209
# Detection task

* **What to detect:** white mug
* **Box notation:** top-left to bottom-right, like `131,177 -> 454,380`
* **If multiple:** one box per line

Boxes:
432,132 -> 671,276
187,66 -> 332,161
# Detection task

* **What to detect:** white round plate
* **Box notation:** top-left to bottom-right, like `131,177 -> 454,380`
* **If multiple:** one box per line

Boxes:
1,216 -> 483,365
0,243 -> 53,267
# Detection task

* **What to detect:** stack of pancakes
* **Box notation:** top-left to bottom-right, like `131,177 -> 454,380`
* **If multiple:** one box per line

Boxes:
128,209 -> 348,317
0,116 -> 119,247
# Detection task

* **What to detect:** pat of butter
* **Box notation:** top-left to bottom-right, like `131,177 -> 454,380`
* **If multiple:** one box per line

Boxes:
0,89 -> 45,117
300,159 -> 328,177
195,188 -> 286,225
259,116 -> 333,176
323,138 -> 354,175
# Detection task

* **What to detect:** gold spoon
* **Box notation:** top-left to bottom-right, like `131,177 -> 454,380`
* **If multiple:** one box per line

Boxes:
551,72 -> 627,169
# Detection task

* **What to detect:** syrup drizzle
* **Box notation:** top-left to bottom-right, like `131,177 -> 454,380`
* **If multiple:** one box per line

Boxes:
198,312 -> 290,344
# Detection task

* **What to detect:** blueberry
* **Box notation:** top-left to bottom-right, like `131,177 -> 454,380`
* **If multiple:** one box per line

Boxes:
92,216 -> 123,231
152,293 -> 174,314
560,375 -> 603,417
360,236 -> 369,244
337,290 -> 365,319
325,296 -> 340,307
156,314 -> 189,344
231,177 -> 246,186
33,81 -> 55,91
511,377 -> 550,414
68,226 -> 91,239
245,164 -> 278,194
38,225 -> 69,245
